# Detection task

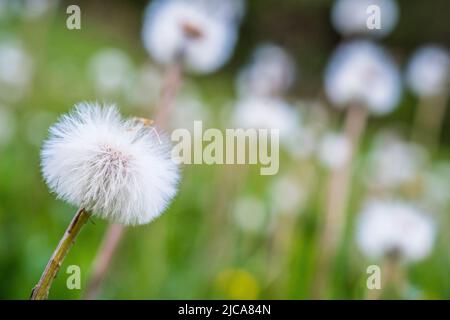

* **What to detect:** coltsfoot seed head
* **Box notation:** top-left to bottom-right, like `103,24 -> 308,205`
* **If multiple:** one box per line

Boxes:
41,102 -> 180,225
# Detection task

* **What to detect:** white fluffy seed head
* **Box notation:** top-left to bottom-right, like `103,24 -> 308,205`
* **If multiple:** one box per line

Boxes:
0,37 -> 33,102
41,103 -> 180,226
406,45 -> 450,97
318,132 -> 351,169
233,196 -> 267,233
194,0 -> 246,24
364,132 -> 427,190
269,174 -> 306,216
142,0 -> 240,74
88,48 -> 134,97
325,40 -> 402,115
232,96 -> 299,140
356,200 -> 435,262
236,43 -> 297,97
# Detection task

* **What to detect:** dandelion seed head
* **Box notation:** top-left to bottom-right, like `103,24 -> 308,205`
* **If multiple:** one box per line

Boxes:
0,37 -> 33,102
41,102 -> 180,226
232,96 -> 301,159
142,0 -> 240,74
357,200 -> 435,262
169,90 -> 212,130
406,45 -> 450,97
233,196 -> 267,233
237,43 -> 297,97
126,63 -> 163,109
270,174 -> 306,215
325,40 -> 401,115
364,132 -> 427,190
23,0 -> 57,20
318,133 -> 351,169
233,96 -> 299,140
88,48 -> 134,97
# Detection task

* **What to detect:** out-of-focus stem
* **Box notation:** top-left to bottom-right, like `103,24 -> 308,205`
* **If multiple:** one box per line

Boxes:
266,213 -> 297,285
208,165 -> 249,260
312,104 -> 368,299
412,93 -> 448,152
83,61 -> 183,300
367,253 -> 403,300
30,208 -> 90,300
155,62 -> 183,129
83,223 -> 125,300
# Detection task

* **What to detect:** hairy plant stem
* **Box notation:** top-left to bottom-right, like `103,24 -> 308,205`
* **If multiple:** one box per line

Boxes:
30,208 -> 90,300
312,104 -> 368,299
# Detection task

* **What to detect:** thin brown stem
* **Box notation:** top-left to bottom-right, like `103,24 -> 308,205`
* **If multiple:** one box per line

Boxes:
155,62 -> 183,129
30,208 -> 90,300
83,223 -> 125,299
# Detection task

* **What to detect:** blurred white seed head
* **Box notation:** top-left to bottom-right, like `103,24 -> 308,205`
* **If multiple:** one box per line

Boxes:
422,163 -> 450,212
142,0 -> 241,74
0,0 -> 57,20
283,101 -> 331,159
365,132 -> 427,190
126,63 -> 163,109
357,200 -> 435,262
41,103 -> 180,226
88,48 -> 134,98
22,0 -> 57,20
282,125 -> 316,160
269,174 -> 306,215
233,96 -> 299,140
0,2 -> 5,17
0,37 -> 33,102
325,40 -> 402,115
406,45 -> 450,97
169,88 -> 212,131
287,127 -> 313,159
331,0 -> 399,38
195,0 -> 246,24
233,196 -> 267,233
236,43 -> 297,97
318,132 -> 351,169
232,96 -> 302,159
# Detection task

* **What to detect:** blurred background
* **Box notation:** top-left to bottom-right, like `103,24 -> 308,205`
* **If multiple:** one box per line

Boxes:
0,0 -> 449,299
